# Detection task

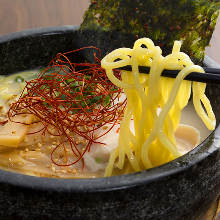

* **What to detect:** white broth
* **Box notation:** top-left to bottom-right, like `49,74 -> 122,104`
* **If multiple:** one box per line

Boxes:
0,71 -> 213,178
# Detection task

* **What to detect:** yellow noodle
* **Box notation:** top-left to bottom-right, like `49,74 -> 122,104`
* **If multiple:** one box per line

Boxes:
101,38 -> 216,177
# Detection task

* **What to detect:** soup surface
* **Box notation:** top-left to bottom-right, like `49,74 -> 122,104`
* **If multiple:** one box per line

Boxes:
0,71 -> 211,178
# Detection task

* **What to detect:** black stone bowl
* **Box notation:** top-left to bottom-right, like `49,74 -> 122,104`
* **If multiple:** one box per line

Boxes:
0,26 -> 219,220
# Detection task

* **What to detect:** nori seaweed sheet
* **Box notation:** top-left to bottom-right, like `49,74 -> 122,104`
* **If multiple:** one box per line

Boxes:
80,0 -> 220,64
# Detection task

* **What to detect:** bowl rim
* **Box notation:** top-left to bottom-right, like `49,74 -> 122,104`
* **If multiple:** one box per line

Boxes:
0,25 -> 219,193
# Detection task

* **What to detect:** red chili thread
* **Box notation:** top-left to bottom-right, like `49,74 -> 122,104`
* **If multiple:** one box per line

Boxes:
8,47 -> 126,168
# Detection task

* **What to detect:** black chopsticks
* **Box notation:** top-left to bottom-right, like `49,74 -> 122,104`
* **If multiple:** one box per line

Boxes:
117,66 -> 220,84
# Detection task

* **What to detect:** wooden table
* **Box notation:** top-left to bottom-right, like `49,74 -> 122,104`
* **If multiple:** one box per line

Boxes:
0,0 -> 219,219
0,0 -> 90,33
206,16 -> 220,64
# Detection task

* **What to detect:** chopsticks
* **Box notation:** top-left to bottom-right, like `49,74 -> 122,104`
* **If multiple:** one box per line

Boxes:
117,66 -> 220,84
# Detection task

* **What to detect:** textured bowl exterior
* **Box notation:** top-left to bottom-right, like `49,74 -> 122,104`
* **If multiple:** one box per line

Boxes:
0,26 -> 219,220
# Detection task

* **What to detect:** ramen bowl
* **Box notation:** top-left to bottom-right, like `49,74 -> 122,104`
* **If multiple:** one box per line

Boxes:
0,26 -> 219,220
